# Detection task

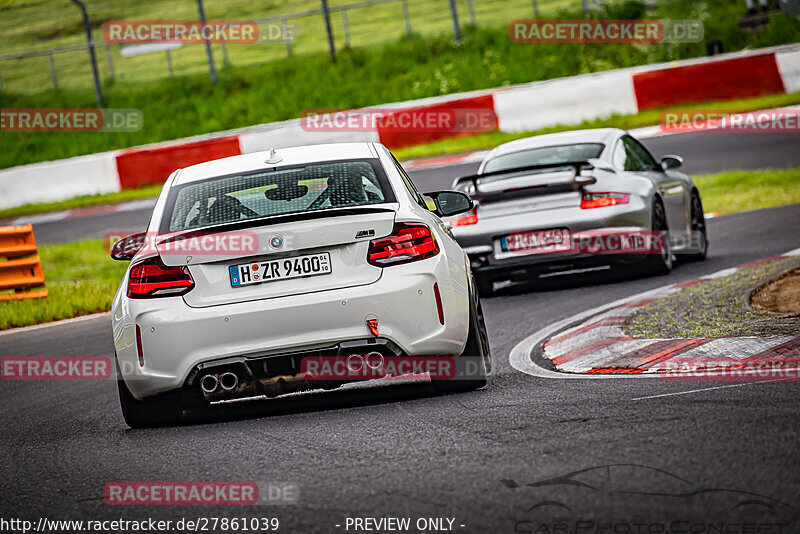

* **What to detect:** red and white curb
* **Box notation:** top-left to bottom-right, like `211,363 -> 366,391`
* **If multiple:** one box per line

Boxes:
509,248 -> 800,380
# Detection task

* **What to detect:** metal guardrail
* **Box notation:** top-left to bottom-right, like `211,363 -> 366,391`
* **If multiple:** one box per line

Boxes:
0,0 -> 588,94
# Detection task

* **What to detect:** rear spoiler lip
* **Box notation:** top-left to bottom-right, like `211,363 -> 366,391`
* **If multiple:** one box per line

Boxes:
452,160 -> 598,201
155,205 -> 398,246
452,160 -> 595,190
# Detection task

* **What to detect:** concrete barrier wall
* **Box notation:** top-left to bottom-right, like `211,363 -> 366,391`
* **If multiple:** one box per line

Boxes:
0,152 -> 120,210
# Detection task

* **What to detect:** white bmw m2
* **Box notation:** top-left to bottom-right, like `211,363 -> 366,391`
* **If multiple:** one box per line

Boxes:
110,143 -> 491,427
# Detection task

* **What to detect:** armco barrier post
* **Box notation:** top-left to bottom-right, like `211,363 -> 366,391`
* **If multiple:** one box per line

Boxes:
0,225 -> 48,301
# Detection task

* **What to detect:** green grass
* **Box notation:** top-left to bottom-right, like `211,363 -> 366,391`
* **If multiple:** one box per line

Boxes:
694,168 -> 800,215
3,0 -> 799,171
0,239 -> 127,330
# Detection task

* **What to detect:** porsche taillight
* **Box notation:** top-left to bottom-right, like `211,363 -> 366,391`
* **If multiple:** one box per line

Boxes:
451,207 -> 478,226
580,192 -> 631,209
367,223 -> 439,267
127,257 -> 195,298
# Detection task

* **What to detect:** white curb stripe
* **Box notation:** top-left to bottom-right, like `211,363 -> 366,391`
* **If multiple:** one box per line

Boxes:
509,249 -> 800,380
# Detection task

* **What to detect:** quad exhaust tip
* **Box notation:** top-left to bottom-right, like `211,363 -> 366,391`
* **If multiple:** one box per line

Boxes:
365,352 -> 384,370
346,354 -> 364,373
200,374 -> 219,394
219,372 -> 239,391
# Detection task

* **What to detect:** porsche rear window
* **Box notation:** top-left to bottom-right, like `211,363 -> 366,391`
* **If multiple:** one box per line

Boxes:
163,160 -> 394,232
482,143 -> 605,175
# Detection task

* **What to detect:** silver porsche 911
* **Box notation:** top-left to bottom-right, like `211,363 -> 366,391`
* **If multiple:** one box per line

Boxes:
448,128 -> 708,296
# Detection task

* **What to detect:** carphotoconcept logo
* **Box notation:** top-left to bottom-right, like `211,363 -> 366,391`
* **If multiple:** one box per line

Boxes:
509,19 -> 703,43
1,109 -> 142,132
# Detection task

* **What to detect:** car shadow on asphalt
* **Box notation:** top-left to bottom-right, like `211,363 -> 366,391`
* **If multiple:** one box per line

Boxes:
489,264 -> 652,297
150,381 -> 454,429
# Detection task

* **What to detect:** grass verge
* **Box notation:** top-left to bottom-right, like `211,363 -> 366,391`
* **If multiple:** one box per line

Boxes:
3,91 -> 799,220
694,168 -> 800,214
624,256 -> 800,338
0,239 -> 126,330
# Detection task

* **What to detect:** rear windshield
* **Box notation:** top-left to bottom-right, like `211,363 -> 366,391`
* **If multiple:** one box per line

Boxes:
482,143 -> 605,175
163,159 -> 395,232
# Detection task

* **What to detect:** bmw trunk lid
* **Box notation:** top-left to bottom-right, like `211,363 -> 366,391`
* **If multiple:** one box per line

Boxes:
156,207 -> 396,308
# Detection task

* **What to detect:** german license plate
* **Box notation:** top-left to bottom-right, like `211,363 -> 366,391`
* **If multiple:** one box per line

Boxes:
501,229 -> 571,254
229,252 -> 332,287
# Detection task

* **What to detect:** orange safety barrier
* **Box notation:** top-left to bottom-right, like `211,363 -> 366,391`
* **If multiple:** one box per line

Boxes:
0,225 -> 48,301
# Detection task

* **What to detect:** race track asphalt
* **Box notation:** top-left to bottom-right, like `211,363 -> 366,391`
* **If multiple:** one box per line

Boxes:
1,131 -> 799,531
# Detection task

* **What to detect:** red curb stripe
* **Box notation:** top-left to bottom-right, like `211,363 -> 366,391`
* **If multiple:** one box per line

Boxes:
403,153 -> 474,171
742,336 -> 800,364
739,256 -> 786,269
546,316 -> 629,347
672,278 -> 711,289
621,298 -> 656,308
551,337 -> 631,366
587,366 -> 646,374
607,338 -> 714,371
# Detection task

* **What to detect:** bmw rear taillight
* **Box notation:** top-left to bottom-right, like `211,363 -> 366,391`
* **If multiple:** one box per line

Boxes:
451,207 -> 478,226
127,257 -> 195,298
367,223 -> 440,267
580,192 -> 631,209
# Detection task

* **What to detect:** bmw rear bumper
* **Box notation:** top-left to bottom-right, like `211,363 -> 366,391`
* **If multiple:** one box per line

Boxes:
112,255 -> 469,400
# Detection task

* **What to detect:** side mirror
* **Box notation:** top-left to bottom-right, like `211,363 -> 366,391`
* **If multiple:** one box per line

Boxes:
424,190 -> 474,217
110,232 -> 148,261
661,155 -> 683,170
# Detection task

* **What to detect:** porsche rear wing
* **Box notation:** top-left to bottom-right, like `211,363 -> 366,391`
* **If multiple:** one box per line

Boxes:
452,160 -> 602,202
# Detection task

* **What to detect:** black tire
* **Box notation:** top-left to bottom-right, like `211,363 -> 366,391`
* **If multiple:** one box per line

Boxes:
641,197 -> 673,276
475,275 -> 494,298
682,190 -> 708,262
432,277 -> 490,394
117,377 -> 183,428
116,358 -> 206,428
